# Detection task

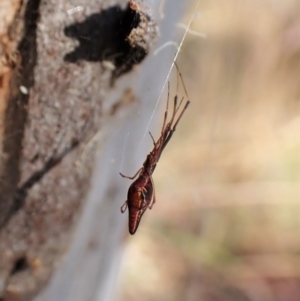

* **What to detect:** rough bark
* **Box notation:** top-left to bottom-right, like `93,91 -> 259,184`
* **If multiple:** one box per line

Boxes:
0,0 -> 157,299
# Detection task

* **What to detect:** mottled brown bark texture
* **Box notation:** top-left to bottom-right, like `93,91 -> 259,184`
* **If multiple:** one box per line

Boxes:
0,0 -> 157,300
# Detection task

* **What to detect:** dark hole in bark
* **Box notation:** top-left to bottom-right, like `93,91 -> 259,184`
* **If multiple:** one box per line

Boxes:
10,257 -> 29,275
64,3 -> 146,82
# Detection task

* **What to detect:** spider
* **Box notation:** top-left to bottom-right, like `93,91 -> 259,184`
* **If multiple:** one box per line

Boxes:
120,63 -> 190,235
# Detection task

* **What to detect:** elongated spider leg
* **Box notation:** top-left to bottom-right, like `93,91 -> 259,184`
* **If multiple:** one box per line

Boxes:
121,200 -> 128,213
161,82 -> 170,133
160,100 -> 190,156
148,176 -> 156,209
170,94 -> 178,126
173,62 -> 190,121
161,93 -> 179,139
174,96 -> 185,116
139,202 -> 150,211
149,195 -> 156,209
138,187 -> 152,211
149,131 -> 156,145
119,167 -> 142,180
174,61 -> 189,100
173,101 -> 190,131
139,187 -> 146,204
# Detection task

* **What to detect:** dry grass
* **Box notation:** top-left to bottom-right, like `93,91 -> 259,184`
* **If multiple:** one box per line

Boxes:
119,1 -> 300,300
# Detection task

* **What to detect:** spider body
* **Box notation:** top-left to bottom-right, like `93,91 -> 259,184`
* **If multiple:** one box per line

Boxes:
123,173 -> 154,234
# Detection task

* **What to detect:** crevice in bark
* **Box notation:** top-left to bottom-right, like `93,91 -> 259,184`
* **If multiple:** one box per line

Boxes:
13,138 -> 79,214
0,0 -> 41,228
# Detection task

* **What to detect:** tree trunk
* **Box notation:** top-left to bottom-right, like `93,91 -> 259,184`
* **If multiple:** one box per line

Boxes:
0,0 -> 189,300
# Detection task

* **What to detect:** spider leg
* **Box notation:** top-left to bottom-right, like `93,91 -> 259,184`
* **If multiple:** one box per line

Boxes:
174,96 -> 185,116
165,93 -> 179,132
139,189 -> 150,211
149,131 -> 156,145
149,197 -> 156,209
140,202 -> 149,211
161,82 -> 170,134
174,61 -> 189,100
167,62 -> 182,128
120,200 -> 128,213
171,95 -> 178,125
160,75 -> 184,145
158,93 -> 177,147
171,62 -> 190,125
172,100 -> 190,131
119,168 -> 142,180
160,100 -> 190,155
148,176 -> 156,209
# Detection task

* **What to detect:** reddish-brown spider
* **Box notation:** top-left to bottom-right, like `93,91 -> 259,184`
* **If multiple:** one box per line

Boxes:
120,63 -> 190,235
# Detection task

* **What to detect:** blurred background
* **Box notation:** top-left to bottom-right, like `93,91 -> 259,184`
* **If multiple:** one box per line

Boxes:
118,0 -> 299,300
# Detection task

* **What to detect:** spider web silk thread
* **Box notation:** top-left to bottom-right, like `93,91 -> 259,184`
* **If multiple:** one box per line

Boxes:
140,0 -> 200,146
120,132 -> 129,172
